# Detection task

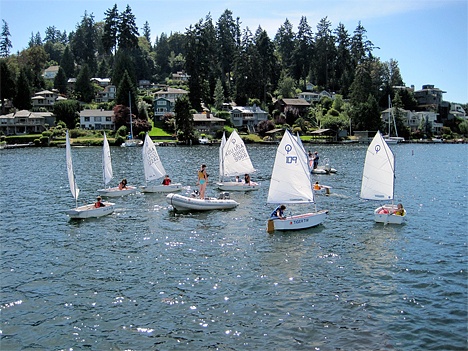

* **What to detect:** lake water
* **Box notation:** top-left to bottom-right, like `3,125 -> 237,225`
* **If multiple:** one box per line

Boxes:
1,142 -> 467,350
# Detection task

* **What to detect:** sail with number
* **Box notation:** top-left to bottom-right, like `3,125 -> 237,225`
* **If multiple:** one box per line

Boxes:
220,130 -> 255,178
360,130 -> 395,201
267,130 -> 314,204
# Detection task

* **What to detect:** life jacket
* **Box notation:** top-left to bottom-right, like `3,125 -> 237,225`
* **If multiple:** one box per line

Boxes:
95,201 -> 103,208
198,170 -> 205,180
314,184 -> 321,190
270,206 -> 283,218
162,178 -> 171,185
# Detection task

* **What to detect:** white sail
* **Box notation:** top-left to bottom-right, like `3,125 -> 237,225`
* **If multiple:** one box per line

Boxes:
360,131 -> 395,200
267,130 -> 314,204
66,131 -> 80,201
142,133 -> 166,182
221,130 -> 256,177
102,132 -> 113,186
219,132 -> 226,181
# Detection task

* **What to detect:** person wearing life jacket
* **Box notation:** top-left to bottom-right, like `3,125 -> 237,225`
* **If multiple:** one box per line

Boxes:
162,175 -> 171,185
197,164 -> 208,199
270,205 -> 286,220
95,196 -> 105,208
313,181 -> 321,190
393,203 -> 405,216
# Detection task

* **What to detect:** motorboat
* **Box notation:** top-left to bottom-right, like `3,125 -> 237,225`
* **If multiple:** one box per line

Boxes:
166,192 -> 239,211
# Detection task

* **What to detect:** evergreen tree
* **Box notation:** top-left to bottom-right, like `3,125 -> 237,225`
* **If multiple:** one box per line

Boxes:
75,64 -> 94,103
112,49 -> 136,87
350,21 -> 376,66
254,28 -> 276,103
102,4 -> 119,55
313,17 -> 336,90
274,19 -> 295,76
14,68 -> 32,110
115,70 -> 137,115
70,11 -> 97,74
334,23 -> 354,96
54,66 -> 68,94
60,46 -> 75,77
216,10 -> 239,97
0,20 -> 12,57
292,16 -> 314,88
174,95 -> 193,143
142,21 -> 151,47
153,33 -> 171,80
0,59 -> 16,113
214,78 -> 224,110
97,57 -> 110,78
118,5 -> 139,50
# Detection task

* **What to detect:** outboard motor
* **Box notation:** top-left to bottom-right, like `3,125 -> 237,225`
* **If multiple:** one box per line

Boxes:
191,190 -> 200,198
218,191 -> 230,200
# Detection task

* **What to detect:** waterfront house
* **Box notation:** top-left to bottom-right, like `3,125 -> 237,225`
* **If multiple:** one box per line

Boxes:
95,85 -> 116,103
275,98 -> 311,115
153,87 -> 188,120
193,111 -> 225,135
42,65 -> 60,80
79,109 -> 115,130
31,90 -> 64,111
297,91 -> 332,104
0,110 -> 53,135
229,105 -> 268,132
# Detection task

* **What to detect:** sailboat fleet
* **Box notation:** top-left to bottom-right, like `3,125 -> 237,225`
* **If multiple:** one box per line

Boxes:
64,128 -> 406,228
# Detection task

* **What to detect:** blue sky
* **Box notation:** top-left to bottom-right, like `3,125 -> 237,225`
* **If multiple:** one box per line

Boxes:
1,0 -> 467,103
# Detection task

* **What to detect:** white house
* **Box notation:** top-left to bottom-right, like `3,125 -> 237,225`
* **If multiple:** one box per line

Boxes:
297,90 -> 332,104
80,109 -> 114,130
0,110 -> 53,135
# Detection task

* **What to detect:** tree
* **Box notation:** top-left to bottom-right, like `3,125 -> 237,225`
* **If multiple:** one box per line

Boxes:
292,16 -> 313,87
75,64 -> 94,102
54,66 -> 68,94
174,95 -> 193,143
14,68 -> 32,110
0,59 -> 16,114
313,17 -> 336,90
274,19 -> 295,76
214,78 -> 224,110
70,11 -> 97,74
60,46 -> 75,78
53,99 -> 81,129
115,70 -> 137,113
142,21 -> 151,47
102,4 -> 119,55
216,10 -> 239,97
333,23 -> 354,96
350,21 -> 376,66
118,5 -> 139,50
0,20 -> 12,57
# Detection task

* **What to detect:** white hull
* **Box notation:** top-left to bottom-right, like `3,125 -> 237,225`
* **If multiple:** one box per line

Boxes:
121,139 -> 143,147
374,205 -> 406,224
216,181 -> 260,191
97,186 -> 137,197
65,202 -> 115,219
166,193 -> 239,211
267,210 -> 328,232
140,183 -> 183,193
311,166 -> 337,174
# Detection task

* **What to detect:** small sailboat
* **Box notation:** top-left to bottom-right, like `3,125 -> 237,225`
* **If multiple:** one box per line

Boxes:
266,130 -> 328,233
216,130 -> 260,191
121,92 -> 142,147
97,132 -> 137,197
140,133 -> 182,193
384,95 -> 404,144
360,130 -> 406,224
64,131 -> 115,219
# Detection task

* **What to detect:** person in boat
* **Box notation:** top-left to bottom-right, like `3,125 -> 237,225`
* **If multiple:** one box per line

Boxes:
270,205 -> 286,220
95,196 -> 105,208
313,181 -> 321,190
118,178 -> 128,190
393,203 -> 405,216
235,176 -> 242,182
312,151 -> 320,169
162,175 -> 171,185
197,164 -> 208,199
244,174 -> 251,185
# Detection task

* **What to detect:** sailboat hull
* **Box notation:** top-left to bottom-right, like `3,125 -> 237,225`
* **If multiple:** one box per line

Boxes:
166,193 -> 239,211
65,202 -> 115,219
374,205 -> 406,224
97,186 -> 137,197
140,183 -> 183,193
267,210 -> 328,231
216,181 -> 260,191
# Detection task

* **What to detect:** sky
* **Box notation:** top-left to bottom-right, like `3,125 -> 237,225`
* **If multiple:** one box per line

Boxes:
1,0 -> 467,103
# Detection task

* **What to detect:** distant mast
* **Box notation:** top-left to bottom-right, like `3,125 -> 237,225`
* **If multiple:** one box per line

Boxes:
129,91 -> 134,140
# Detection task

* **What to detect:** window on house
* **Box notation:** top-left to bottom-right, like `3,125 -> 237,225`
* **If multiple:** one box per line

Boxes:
84,117 -> 90,122
106,117 -> 111,122
157,100 -> 166,105
94,116 -> 101,122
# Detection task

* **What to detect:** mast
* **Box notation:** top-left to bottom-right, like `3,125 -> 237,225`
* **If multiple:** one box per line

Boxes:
129,91 -> 134,140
